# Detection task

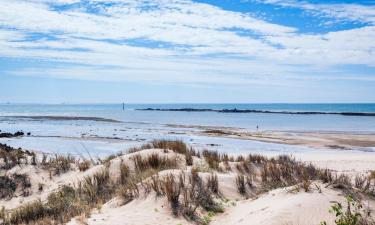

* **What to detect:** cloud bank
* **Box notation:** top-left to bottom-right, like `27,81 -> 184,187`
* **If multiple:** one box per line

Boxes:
0,0 -> 374,86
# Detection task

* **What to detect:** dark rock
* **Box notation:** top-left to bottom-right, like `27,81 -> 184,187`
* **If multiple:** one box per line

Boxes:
0,131 -> 26,138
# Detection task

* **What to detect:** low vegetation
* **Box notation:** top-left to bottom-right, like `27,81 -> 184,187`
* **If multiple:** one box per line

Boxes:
5,170 -> 112,225
320,196 -> 375,225
1,140 -> 375,225
0,174 -> 31,199
128,140 -> 199,166
43,155 -> 76,175
236,174 -> 246,195
0,143 -> 34,169
77,160 -> 91,172
202,150 -> 220,170
0,143 -> 80,176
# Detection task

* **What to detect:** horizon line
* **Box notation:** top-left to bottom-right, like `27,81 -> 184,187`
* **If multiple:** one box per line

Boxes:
1,102 -> 375,105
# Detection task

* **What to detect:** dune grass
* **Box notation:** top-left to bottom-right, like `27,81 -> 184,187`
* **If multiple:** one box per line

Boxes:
128,140 -> 199,166
0,174 -> 31,200
4,169 -> 113,224
0,143 -> 34,169
2,140 -> 375,225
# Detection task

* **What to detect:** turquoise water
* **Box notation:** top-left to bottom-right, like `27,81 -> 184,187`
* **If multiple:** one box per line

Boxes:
1,103 -> 375,132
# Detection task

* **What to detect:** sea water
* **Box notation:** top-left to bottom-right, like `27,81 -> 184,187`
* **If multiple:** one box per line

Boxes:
0,104 -> 375,156
1,103 -> 375,132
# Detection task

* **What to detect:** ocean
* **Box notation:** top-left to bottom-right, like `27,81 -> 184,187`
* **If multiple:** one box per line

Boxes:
1,103 -> 375,156
1,103 -> 375,132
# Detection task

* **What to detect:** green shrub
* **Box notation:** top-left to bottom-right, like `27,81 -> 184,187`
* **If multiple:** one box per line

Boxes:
320,196 -> 375,225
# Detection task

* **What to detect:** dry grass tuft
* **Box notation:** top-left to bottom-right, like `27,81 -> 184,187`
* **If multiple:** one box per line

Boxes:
132,153 -> 178,173
0,144 -> 33,169
0,174 -> 31,199
77,160 -> 91,172
332,174 -> 352,190
0,176 -> 16,199
355,175 -> 367,189
207,173 -> 219,194
119,161 -> 130,185
42,154 -> 76,175
319,168 -> 333,183
150,174 -> 163,196
128,140 -> 198,166
7,200 -> 45,224
163,174 -> 181,216
236,174 -> 246,195
202,150 -> 220,170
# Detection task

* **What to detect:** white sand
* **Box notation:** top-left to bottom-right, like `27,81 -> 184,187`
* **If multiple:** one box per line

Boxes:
211,184 -> 351,225
258,150 -> 375,174
68,195 -> 189,225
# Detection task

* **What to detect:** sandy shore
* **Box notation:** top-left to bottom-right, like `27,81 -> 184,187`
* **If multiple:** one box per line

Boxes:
200,129 -> 375,150
260,150 -> 375,174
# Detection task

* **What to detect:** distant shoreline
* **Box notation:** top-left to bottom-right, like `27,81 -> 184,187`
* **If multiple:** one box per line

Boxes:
137,108 -> 375,116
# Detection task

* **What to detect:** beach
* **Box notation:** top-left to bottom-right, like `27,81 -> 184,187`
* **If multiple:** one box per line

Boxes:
1,104 -> 375,161
1,104 -> 375,224
1,104 -> 375,172
2,0 -> 375,223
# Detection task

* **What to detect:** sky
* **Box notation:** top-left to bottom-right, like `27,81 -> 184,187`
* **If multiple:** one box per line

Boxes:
0,0 -> 374,103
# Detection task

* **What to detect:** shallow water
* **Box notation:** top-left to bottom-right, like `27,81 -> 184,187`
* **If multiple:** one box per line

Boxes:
1,104 -> 375,157
1,103 -> 375,132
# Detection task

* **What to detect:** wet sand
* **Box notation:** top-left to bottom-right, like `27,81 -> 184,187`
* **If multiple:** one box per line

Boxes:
199,129 -> 375,150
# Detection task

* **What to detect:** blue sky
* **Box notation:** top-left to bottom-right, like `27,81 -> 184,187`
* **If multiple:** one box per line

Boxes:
0,0 -> 374,103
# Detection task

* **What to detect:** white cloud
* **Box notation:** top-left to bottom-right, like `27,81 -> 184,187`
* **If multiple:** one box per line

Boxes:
266,26 -> 375,65
0,0 -> 374,86
259,0 -> 375,24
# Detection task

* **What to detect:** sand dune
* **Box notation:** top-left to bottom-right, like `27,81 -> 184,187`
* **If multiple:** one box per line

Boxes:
1,141 -> 374,225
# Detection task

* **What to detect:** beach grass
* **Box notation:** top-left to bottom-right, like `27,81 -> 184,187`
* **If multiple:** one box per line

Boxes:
1,140 -> 375,225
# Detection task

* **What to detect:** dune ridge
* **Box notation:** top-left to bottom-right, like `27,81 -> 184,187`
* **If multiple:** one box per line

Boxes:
0,140 -> 374,225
